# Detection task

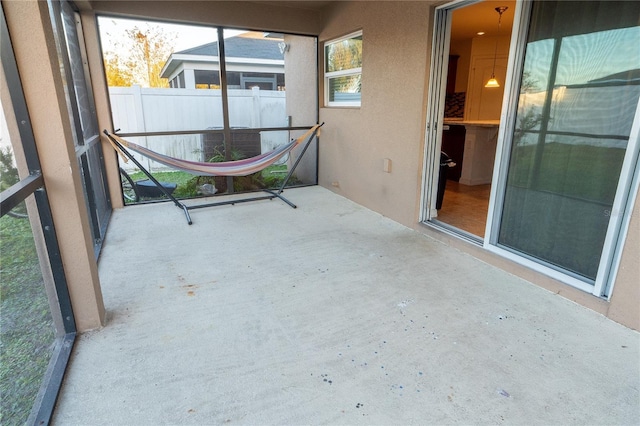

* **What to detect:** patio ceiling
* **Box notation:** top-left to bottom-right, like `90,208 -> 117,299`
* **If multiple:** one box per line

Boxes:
253,1 -> 335,10
75,0 -> 336,11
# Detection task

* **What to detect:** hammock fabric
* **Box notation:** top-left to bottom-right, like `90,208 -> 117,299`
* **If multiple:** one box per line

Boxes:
106,125 -> 321,177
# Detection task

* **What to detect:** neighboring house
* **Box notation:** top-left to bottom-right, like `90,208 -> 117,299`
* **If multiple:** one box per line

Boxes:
160,33 -> 286,90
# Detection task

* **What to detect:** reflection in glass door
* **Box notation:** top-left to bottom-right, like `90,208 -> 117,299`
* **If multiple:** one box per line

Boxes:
495,1 -> 640,285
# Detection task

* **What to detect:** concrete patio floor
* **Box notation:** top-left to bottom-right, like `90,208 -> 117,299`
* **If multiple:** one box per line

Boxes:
53,186 -> 639,425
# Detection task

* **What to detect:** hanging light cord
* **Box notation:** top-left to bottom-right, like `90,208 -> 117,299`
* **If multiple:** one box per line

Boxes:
490,6 -> 508,79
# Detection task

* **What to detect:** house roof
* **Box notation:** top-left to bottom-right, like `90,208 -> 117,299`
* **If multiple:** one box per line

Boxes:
160,36 -> 284,79
177,37 -> 283,60
587,68 -> 640,85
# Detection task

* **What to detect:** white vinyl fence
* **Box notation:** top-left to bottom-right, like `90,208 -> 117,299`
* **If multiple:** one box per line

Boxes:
109,85 -> 288,172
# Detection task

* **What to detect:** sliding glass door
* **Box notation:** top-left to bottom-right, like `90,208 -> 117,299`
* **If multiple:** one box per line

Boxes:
491,1 -> 640,292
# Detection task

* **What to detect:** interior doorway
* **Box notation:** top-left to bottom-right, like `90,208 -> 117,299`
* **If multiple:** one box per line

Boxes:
429,0 -> 515,240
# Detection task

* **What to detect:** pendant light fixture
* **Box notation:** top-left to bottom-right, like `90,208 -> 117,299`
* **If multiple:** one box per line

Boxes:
485,6 -> 508,88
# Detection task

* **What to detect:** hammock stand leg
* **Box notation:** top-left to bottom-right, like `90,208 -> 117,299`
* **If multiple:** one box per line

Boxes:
185,126 -> 321,212
104,131 -> 193,225
273,124 -> 319,200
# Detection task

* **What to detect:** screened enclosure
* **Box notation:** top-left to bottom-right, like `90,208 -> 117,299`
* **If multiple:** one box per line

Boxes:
98,18 -> 318,205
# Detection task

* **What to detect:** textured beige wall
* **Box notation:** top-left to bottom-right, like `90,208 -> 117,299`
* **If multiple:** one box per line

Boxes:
318,1 -> 433,226
3,0 -> 105,332
284,35 -> 319,184
607,188 -> 640,330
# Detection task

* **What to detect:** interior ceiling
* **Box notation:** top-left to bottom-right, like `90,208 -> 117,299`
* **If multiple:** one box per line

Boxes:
451,1 -> 516,41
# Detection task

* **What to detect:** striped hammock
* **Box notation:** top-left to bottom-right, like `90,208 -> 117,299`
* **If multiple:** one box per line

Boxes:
106,125 -> 321,177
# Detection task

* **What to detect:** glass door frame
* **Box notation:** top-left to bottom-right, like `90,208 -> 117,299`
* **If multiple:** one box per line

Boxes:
420,0 -> 458,223
421,0 -> 508,245
484,0 -> 640,299
423,0 -> 640,299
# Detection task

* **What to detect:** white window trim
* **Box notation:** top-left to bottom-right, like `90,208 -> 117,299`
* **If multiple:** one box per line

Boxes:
324,30 -> 362,107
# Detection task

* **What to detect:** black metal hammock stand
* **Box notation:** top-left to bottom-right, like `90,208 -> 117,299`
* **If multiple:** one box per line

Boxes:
103,123 -> 323,225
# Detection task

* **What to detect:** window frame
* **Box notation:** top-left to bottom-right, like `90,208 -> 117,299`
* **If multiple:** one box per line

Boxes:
324,30 -> 363,107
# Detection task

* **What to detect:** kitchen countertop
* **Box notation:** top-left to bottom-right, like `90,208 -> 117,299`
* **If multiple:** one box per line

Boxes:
443,118 -> 500,126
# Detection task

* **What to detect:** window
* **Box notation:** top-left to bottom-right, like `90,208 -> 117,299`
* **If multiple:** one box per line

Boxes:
324,31 -> 362,107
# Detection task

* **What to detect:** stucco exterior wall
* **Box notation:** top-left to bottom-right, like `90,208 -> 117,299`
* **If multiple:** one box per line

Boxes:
608,193 -> 640,329
318,1 -> 434,227
284,35 -> 319,184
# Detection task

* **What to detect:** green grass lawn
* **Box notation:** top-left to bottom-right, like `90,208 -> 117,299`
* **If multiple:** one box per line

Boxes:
501,141 -> 626,280
508,142 -> 625,204
126,170 -> 195,199
0,212 -> 56,425
123,164 -> 297,203
127,170 -> 194,187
